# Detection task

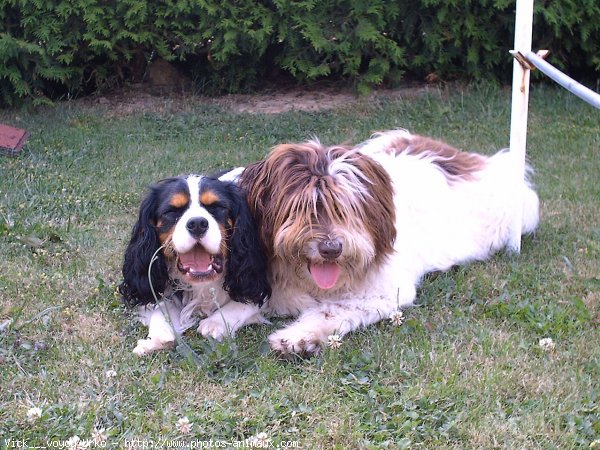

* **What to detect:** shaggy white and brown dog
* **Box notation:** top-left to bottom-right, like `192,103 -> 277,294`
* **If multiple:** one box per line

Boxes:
238,129 -> 539,355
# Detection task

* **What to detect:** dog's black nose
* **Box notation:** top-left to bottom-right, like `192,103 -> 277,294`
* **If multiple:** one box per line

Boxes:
186,217 -> 209,237
318,239 -> 342,260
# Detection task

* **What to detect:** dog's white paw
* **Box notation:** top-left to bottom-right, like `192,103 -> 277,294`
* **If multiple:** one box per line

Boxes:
132,337 -> 174,356
198,317 -> 230,341
268,327 -> 324,355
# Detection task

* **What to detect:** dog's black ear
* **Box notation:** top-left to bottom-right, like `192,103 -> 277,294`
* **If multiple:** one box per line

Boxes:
237,160 -> 271,252
222,183 -> 271,306
118,187 -> 169,306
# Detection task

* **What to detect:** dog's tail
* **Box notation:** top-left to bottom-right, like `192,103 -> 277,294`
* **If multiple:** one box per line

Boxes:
521,170 -> 540,235
486,149 -> 540,245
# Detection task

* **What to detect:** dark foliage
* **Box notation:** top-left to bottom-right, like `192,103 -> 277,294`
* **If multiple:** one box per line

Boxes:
1,0 -> 598,106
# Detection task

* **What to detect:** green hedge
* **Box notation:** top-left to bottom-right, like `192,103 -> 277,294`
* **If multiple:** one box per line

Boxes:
1,0 -> 599,105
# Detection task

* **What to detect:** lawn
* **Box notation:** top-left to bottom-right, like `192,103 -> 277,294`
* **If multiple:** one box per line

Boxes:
0,84 -> 598,449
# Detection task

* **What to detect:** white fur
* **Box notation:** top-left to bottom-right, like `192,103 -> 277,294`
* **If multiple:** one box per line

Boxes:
264,130 -> 539,354
171,176 -> 222,255
218,167 -> 245,183
133,281 -> 262,355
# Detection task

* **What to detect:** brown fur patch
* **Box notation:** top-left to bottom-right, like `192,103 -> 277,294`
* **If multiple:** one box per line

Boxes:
158,226 -> 174,248
219,223 -> 229,257
156,215 -> 176,260
169,192 -> 189,208
388,134 -> 487,181
200,190 -> 220,206
349,150 -> 396,261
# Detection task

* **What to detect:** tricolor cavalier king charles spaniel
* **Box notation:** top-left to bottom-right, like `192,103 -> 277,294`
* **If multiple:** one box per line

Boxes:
238,129 -> 539,355
119,171 -> 270,355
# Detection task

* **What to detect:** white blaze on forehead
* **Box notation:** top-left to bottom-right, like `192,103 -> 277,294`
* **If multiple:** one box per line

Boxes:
171,175 -> 223,255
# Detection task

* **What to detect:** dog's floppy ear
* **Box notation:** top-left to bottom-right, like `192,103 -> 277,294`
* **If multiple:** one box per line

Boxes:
222,182 -> 271,305
118,186 -> 170,306
237,160 -> 273,254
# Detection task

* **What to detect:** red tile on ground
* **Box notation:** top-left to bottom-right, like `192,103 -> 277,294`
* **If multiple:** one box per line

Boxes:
0,124 -> 29,156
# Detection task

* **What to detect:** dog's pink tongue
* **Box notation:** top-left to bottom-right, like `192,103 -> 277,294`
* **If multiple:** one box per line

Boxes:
309,262 -> 341,289
179,246 -> 212,272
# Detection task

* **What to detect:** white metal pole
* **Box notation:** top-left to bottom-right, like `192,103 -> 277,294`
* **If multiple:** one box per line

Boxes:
524,51 -> 600,109
508,0 -> 534,253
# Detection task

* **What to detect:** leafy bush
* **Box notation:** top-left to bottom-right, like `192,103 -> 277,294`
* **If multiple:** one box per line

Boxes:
392,0 -> 600,82
392,0 -> 517,81
271,0 -> 405,94
1,0 -> 599,106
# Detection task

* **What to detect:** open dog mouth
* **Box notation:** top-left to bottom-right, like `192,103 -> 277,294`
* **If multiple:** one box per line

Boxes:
176,244 -> 224,281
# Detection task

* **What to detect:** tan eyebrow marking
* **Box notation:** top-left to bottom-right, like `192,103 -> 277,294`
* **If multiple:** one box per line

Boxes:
200,190 -> 220,206
169,192 -> 190,208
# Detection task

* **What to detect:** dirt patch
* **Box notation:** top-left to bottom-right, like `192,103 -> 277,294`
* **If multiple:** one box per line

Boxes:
85,83 -> 434,117
218,87 -> 358,114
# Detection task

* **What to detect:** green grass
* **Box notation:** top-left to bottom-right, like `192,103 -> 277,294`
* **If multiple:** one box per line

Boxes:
1,84 -> 599,449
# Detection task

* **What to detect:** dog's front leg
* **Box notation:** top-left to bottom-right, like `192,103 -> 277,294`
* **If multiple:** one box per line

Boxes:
268,284 -> 416,355
133,301 -> 184,355
198,302 -> 267,341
